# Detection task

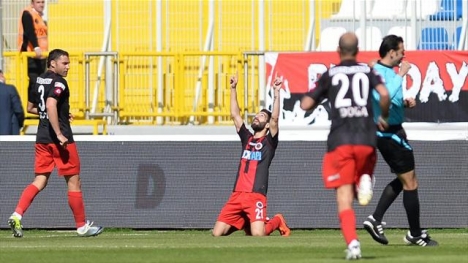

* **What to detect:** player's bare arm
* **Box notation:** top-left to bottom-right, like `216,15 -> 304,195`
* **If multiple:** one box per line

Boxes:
27,101 -> 39,115
46,97 -> 68,147
269,75 -> 283,137
230,74 -> 243,132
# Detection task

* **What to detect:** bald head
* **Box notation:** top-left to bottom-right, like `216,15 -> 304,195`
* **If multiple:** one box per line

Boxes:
338,32 -> 359,57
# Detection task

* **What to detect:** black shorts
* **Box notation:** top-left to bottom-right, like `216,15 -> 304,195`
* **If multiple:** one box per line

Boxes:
377,125 -> 415,174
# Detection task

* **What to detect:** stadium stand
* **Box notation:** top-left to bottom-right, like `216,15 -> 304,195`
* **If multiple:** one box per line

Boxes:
1,0 -> 466,125
355,26 -> 383,51
316,26 -> 347,51
453,26 -> 463,49
396,0 -> 441,20
323,0 -> 464,52
429,0 -> 463,21
369,0 -> 407,20
387,26 -> 416,50
418,27 -> 451,50
330,0 -> 373,20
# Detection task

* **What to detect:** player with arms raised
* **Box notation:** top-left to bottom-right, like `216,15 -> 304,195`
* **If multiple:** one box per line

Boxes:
212,73 -> 290,237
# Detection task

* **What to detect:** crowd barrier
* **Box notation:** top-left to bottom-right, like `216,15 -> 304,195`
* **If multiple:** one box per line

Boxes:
21,119 -> 108,136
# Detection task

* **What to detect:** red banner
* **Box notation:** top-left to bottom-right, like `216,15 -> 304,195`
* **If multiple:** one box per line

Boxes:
265,51 -> 468,124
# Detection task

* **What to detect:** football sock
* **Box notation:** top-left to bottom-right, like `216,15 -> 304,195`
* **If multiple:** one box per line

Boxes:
15,184 -> 40,215
339,209 -> 357,245
373,178 -> 402,222
12,212 -> 22,220
403,188 -> 422,237
68,191 -> 86,228
264,215 -> 281,235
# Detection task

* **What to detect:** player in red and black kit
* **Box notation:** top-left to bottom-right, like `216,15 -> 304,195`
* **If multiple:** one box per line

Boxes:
301,33 -> 390,259
212,73 -> 290,237
8,49 -> 103,238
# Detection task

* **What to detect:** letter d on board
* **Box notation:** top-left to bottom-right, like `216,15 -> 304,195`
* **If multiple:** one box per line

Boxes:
135,164 -> 166,209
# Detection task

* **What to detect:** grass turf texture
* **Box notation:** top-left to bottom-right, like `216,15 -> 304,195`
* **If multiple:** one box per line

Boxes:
0,229 -> 466,262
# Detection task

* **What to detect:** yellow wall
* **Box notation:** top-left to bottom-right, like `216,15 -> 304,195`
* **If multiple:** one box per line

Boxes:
48,0 -> 103,52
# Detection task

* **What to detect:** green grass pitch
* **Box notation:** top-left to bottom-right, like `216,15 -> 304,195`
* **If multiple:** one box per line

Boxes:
0,229 -> 466,262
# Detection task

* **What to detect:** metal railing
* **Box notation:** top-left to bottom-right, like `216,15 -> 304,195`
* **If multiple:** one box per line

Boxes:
84,52 -> 119,122
4,51 -> 260,125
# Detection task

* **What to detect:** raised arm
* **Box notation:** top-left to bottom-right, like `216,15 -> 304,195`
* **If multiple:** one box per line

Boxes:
268,76 -> 283,137
386,61 -> 411,106
230,74 -> 244,132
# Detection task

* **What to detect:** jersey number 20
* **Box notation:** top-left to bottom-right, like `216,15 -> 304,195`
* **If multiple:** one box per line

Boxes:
333,72 -> 369,108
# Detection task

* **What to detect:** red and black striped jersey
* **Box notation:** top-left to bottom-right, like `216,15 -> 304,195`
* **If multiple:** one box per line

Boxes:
233,124 -> 278,196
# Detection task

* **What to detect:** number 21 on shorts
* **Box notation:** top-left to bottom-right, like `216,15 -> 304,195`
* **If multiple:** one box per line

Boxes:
255,201 -> 265,220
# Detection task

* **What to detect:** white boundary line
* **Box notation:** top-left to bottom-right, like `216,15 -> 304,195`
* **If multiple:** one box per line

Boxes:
0,123 -> 466,142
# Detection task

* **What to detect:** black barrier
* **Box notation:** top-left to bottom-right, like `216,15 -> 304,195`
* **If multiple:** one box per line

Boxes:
0,140 -> 466,229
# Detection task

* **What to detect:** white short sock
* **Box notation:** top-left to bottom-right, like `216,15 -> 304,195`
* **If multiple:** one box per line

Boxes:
12,212 -> 22,220
349,239 -> 360,248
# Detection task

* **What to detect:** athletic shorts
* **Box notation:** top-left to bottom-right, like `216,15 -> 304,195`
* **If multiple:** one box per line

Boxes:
217,191 -> 268,230
377,126 -> 415,174
34,143 -> 81,176
322,145 -> 376,189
